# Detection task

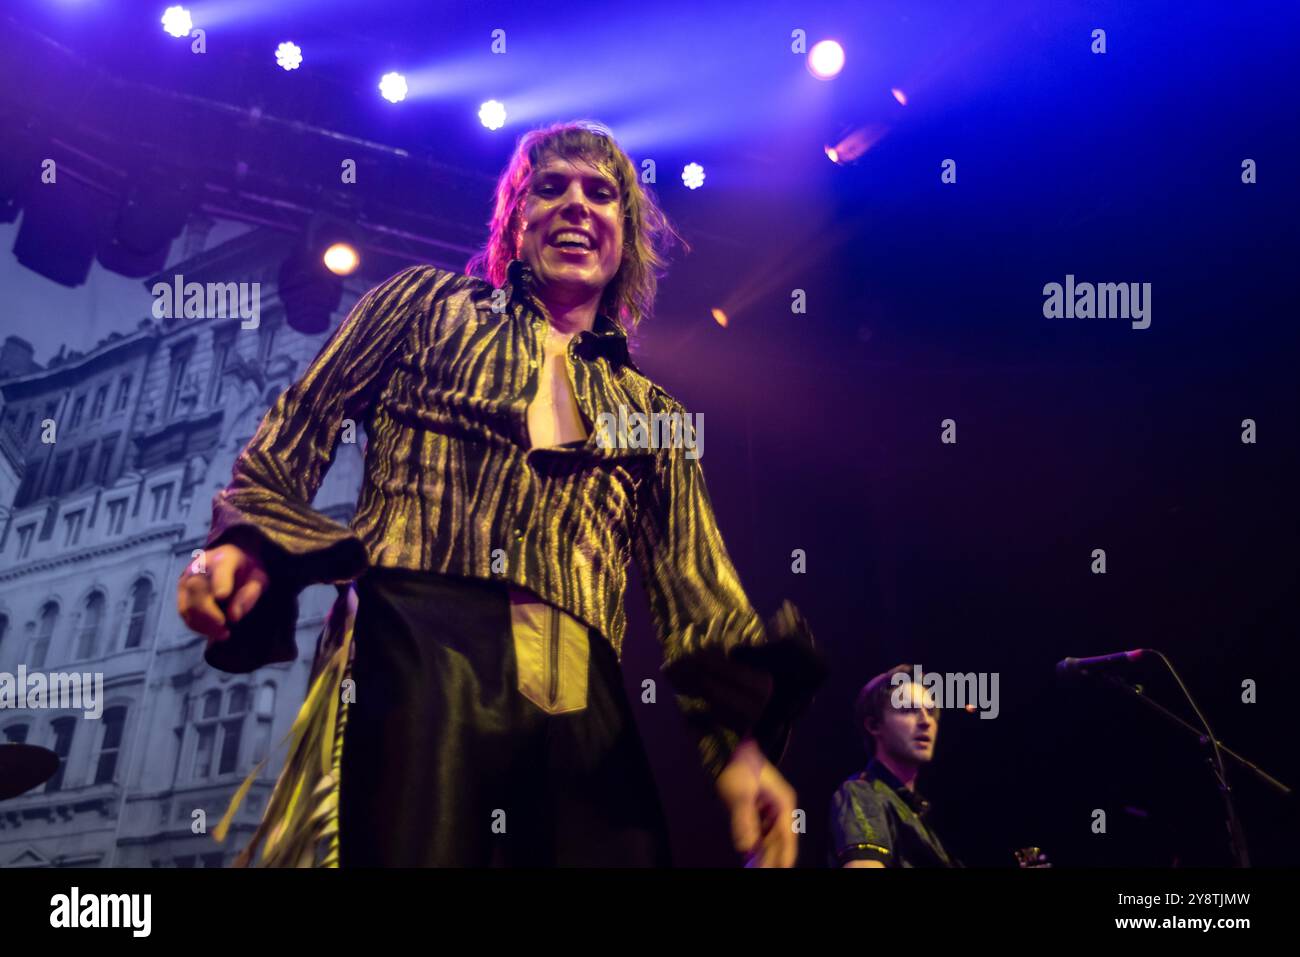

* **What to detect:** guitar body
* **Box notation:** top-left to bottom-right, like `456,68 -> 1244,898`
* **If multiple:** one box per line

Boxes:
1013,846 -> 1052,868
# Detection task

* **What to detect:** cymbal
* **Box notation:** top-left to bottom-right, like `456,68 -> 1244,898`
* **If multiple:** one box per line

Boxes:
0,744 -> 60,800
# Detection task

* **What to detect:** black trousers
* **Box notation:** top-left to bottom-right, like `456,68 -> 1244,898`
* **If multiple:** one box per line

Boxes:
338,566 -> 673,867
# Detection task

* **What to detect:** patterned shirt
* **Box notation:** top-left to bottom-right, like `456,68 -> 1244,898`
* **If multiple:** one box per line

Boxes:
203,258 -> 821,778
828,759 -> 958,867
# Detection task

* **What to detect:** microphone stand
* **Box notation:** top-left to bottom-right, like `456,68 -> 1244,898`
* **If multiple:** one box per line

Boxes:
1084,652 -> 1291,869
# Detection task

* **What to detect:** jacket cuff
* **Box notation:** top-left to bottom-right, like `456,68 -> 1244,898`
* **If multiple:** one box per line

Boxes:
207,489 -> 370,588
675,699 -> 744,781
203,569 -> 300,674
201,524 -> 308,674
666,601 -> 826,778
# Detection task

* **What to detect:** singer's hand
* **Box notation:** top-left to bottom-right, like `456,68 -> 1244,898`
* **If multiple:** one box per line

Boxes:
715,738 -> 799,867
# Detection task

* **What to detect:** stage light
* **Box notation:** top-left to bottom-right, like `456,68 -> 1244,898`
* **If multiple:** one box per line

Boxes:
826,124 -> 888,165
323,242 -> 359,276
13,173 -> 114,287
807,40 -> 845,80
682,163 -> 705,190
891,87 -> 908,106
280,213 -> 362,332
0,113 -> 44,225
98,174 -> 195,279
379,72 -> 408,103
478,100 -> 506,130
161,6 -> 193,39
279,245 -> 343,335
276,42 -> 303,71
710,308 -> 729,328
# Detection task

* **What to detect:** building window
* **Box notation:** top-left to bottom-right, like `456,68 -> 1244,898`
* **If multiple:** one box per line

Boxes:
167,347 -> 194,419
91,385 -> 108,420
16,524 -> 36,560
94,707 -> 126,784
63,509 -> 86,547
94,436 -> 116,485
124,579 -> 152,650
250,683 -> 276,765
106,499 -> 127,536
191,690 -> 223,779
255,683 -> 275,717
45,717 -> 77,792
48,452 -> 71,497
31,602 -> 58,669
258,323 -> 277,365
219,687 -> 249,775
113,375 -> 132,413
2,723 -> 28,744
150,484 -> 173,521
217,723 -> 240,774
71,446 -> 93,490
209,335 -> 234,406
75,591 -> 105,659
192,688 -> 246,780
192,726 -> 216,780
69,395 -> 85,430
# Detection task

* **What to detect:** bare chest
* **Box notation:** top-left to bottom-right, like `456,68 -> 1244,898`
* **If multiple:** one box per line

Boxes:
525,328 -> 588,448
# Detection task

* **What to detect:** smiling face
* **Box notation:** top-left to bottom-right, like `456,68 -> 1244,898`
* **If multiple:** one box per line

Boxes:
517,154 -> 625,305
870,680 -> 940,768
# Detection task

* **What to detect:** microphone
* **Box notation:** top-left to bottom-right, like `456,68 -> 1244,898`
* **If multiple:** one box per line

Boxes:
1056,648 -> 1148,676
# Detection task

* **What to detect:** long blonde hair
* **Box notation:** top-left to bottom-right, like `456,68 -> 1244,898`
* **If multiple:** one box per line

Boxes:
465,120 -> 688,332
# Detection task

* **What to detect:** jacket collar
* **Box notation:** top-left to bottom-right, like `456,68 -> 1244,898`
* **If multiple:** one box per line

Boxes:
865,758 -> 932,817
505,258 -> 638,373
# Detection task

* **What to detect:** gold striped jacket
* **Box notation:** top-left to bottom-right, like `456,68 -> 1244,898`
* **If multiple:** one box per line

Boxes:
204,258 -> 821,811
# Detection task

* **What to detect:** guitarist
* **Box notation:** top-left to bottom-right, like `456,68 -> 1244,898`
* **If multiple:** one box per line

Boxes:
828,664 -> 959,868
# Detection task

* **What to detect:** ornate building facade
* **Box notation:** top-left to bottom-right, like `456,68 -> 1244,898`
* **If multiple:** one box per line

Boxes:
0,221 -> 388,867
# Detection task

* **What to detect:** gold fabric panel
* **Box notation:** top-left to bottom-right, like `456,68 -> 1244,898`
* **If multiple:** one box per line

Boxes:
509,586 -> 590,715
